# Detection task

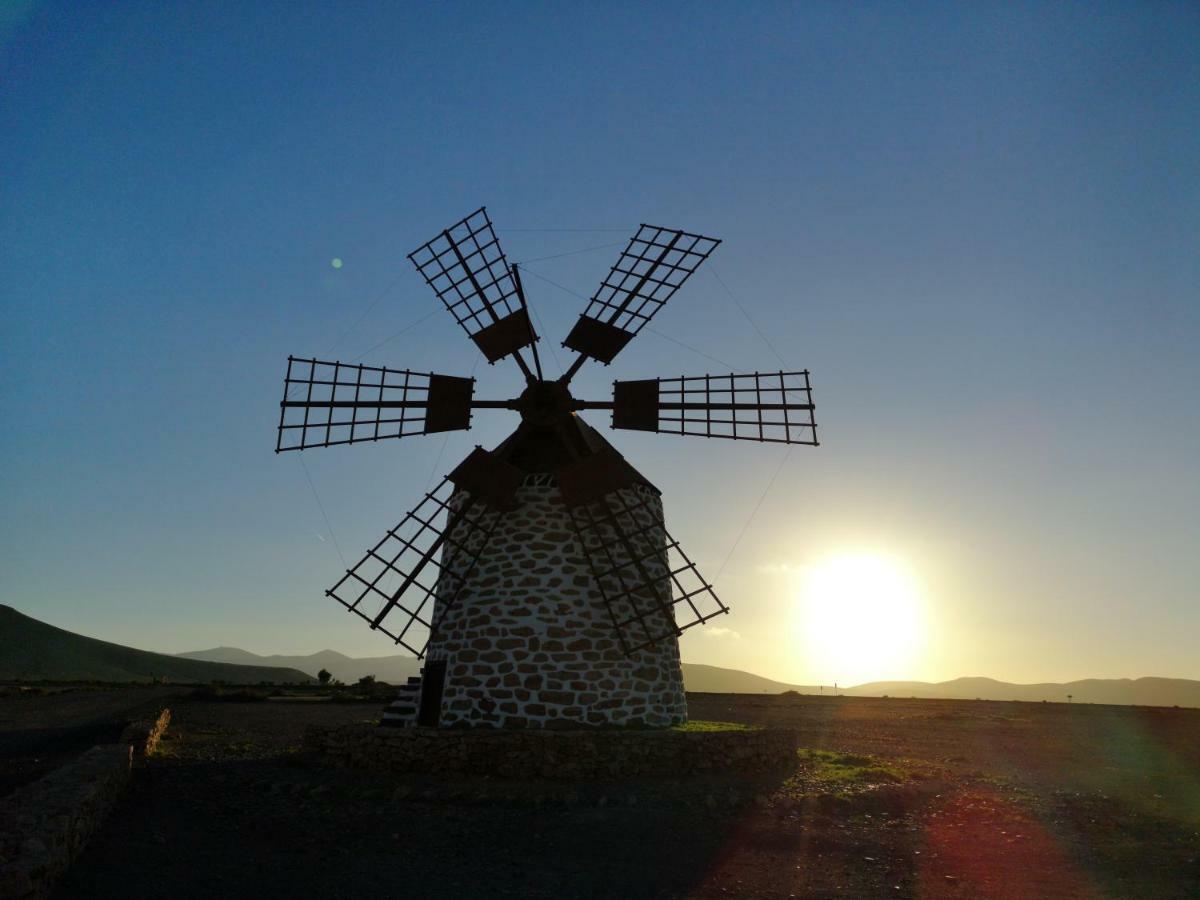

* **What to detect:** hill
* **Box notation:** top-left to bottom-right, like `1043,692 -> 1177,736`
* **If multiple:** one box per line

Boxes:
680,663 -> 814,694
177,647 -> 421,684
846,676 -> 1200,707
0,606 -> 311,684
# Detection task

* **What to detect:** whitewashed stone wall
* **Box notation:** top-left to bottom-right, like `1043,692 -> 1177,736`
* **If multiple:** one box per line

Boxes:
427,476 -> 686,729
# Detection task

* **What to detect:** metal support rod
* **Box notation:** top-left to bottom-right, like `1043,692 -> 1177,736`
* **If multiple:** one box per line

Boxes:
662,401 -> 817,411
282,400 -> 426,409
510,344 -> 536,384
559,352 -> 588,385
572,400 -> 815,411
511,264 -> 543,381
282,399 -> 519,410
282,398 -> 812,412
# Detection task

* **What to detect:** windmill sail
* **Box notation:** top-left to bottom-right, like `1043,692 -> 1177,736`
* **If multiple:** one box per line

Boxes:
325,475 -> 504,657
562,225 -> 720,369
408,207 -> 539,368
611,370 -> 818,445
564,485 -> 728,654
276,357 -> 474,451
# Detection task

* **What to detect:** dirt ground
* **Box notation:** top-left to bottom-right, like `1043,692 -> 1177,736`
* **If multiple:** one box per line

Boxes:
16,690 -> 1199,898
0,685 -> 178,796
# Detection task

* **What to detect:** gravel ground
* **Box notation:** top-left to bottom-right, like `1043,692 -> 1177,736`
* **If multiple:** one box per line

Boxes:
29,692 -> 1200,898
0,685 -> 180,796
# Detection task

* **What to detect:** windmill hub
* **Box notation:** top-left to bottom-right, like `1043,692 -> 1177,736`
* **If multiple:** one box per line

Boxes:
277,206 -> 819,731
516,380 -> 573,426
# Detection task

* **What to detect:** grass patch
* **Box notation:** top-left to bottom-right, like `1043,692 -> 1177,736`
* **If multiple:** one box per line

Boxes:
671,720 -> 757,733
147,734 -> 176,758
797,748 -> 904,783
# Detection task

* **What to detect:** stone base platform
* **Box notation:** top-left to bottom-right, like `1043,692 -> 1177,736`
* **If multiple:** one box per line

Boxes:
304,723 -> 800,779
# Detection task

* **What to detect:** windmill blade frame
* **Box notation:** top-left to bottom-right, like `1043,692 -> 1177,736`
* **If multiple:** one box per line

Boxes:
608,370 -> 818,446
408,207 -> 540,375
561,224 -> 720,378
276,357 -> 475,452
563,484 -> 728,655
325,474 -> 505,657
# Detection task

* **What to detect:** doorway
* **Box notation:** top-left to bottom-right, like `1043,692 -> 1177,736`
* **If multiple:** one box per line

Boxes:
417,659 -> 447,727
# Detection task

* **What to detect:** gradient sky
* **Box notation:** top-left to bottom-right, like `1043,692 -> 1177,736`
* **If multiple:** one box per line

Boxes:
2,2 -> 1197,686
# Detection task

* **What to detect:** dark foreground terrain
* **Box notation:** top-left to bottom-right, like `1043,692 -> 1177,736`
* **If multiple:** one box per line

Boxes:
0,685 -> 178,796
5,689 -> 1196,898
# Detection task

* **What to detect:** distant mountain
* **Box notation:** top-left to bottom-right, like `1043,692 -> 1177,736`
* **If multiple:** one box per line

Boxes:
172,643 -> 1200,709
0,606 -> 312,684
177,647 -> 421,684
681,663 -> 815,694
845,676 -> 1200,708
175,649 -> 811,694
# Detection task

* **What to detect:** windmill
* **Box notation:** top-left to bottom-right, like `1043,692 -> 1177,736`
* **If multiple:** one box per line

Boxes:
276,208 -> 818,728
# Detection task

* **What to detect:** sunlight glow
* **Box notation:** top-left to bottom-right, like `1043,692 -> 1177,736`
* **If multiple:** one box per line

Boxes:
797,553 -> 926,686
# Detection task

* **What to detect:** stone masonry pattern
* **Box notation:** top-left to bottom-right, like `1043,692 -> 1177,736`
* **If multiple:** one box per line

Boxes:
428,477 -> 686,729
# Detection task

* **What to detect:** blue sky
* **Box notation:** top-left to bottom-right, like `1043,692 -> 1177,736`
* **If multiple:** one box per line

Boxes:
2,2 -> 1197,684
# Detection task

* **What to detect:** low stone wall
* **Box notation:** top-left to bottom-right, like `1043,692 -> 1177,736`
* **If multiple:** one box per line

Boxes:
120,707 -> 171,757
0,744 -> 132,899
305,724 -> 800,779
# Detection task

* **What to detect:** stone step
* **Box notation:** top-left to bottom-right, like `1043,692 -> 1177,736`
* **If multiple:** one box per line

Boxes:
380,691 -> 420,728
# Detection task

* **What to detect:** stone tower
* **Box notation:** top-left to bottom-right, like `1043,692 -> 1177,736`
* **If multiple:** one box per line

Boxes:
426,471 -> 687,729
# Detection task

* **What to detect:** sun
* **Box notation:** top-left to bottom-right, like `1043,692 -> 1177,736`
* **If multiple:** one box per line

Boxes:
796,553 -> 926,686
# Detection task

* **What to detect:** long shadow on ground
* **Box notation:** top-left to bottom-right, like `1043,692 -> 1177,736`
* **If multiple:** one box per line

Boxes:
51,695 -> 1200,898
55,751 -> 792,899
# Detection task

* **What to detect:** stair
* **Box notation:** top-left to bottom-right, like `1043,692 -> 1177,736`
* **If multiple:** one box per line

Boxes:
380,675 -> 422,728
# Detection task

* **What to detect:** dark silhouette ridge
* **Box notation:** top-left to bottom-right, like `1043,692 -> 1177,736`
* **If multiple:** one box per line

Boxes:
0,605 -> 311,683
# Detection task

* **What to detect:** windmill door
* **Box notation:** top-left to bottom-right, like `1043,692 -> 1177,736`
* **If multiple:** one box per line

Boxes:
417,660 -> 447,727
